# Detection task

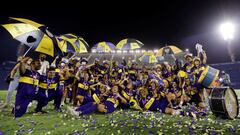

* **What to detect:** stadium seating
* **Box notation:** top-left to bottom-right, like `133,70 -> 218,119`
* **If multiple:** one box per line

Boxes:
211,62 -> 240,89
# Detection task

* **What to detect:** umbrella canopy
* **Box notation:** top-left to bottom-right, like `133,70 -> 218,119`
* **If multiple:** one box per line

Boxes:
156,45 -> 186,65
93,42 -> 115,52
57,37 -> 81,53
60,34 -> 88,53
156,45 -> 182,57
2,23 -> 57,57
10,17 -> 44,28
139,51 -> 157,64
116,38 -> 144,50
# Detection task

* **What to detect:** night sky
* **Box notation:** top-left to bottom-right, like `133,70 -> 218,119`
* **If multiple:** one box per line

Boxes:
0,0 -> 240,64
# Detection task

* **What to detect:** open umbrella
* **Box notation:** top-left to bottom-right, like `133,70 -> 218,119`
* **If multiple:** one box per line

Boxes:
2,18 -> 58,57
156,45 -> 185,64
93,42 -> 115,52
10,17 -> 44,28
56,37 -> 79,53
156,45 -> 182,57
139,51 -> 157,64
116,38 -> 144,50
60,34 -> 88,53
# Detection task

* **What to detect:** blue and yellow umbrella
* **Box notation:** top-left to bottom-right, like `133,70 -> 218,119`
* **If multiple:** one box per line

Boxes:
156,45 -> 183,57
156,45 -> 186,64
93,42 -> 115,52
2,17 -> 58,57
139,51 -> 157,63
56,37 -> 76,53
9,17 -> 44,28
60,34 -> 88,53
116,38 -> 144,50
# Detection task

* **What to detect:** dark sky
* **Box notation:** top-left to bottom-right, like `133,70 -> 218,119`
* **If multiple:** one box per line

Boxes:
0,0 -> 240,64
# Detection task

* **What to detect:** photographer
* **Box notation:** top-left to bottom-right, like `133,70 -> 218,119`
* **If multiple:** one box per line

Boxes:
221,71 -> 231,86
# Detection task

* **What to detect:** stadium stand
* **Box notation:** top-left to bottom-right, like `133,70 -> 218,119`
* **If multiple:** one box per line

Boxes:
211,62 -> 240,89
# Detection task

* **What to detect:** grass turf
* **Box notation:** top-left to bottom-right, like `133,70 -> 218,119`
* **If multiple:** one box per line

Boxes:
0,90 -> 240,135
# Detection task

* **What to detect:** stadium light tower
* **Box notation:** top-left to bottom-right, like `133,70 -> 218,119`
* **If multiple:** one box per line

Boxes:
219,21 -> 236,62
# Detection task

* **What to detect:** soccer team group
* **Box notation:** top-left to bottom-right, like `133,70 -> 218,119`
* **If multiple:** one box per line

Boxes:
1,49 -> 217,118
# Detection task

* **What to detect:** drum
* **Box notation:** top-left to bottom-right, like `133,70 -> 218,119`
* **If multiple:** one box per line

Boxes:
209,87 -> 239,119
198,66 -> 219,88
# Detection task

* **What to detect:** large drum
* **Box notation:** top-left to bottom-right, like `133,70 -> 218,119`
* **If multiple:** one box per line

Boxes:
198,66 -> 220,88
209,87 -> 239,119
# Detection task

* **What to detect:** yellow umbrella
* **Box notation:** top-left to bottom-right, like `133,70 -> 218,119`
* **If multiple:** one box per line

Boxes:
56,37 -> 82,53
156,45 -> 182,57
2,23 -> 38,38
139,51 -> 157,63
116,38 -> 144,50
60,34 -> 88,53
2,23 -> 56,57
10,17 -> 44,28
93,42 -> 115,52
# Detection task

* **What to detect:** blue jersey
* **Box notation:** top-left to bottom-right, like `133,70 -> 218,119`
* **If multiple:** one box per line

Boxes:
122,88 -> 137,100
65,76 -> 75,86
190,64 -> 205,78
84,86 -> 105,104
38,74 -> 60,91
15,69 -> 40,117
128,68 -> 137,81
138,96 -> 152,109
18,69 -> 40,93
89,65 -> 101,75
139,96 -> 168,112
103,94 -> 119,113
100,66 -> 110,75
77,79 -> 90,96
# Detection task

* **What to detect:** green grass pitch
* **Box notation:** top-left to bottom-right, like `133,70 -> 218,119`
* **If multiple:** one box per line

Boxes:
0,90 -> 240,135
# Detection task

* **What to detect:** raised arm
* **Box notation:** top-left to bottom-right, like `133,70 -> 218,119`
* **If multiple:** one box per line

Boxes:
116,93 -> 127,104
89,82 -> 101,91
201,51 -> 207,64
19,57 -> 30,75
10,63 -> 20,78
75,70 -> 81,81
51,56 -> 59,67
